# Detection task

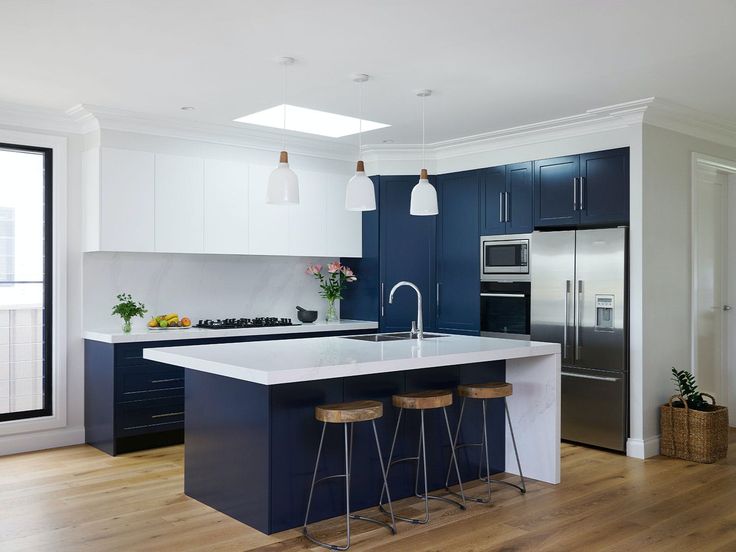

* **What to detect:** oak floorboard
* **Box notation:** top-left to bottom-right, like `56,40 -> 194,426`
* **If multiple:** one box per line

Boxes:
0,429 -> 733,551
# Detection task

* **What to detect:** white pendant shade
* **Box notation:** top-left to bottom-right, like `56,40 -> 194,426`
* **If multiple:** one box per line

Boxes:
266,151 -> 299,204
345,160 -> 376,211
410,168 -> 438,216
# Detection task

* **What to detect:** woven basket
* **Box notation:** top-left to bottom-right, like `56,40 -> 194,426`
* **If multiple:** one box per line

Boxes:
660,393 -> 728,463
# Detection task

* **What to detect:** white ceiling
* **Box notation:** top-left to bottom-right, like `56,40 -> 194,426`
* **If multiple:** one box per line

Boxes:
1,0 -> 735,144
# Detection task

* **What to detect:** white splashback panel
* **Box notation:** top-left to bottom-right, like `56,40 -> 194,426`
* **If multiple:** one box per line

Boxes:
83,252 -> 338,331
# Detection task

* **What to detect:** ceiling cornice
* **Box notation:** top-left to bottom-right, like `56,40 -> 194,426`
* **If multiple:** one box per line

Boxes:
66,104 -> 357,162
0,100 -> 85,134
363,98 -> 736,162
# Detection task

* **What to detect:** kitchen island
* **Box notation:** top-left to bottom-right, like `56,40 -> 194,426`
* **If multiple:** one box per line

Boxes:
143,334 -> 560,534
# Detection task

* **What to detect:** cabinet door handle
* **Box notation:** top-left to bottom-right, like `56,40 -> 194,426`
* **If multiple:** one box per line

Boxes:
151,378 -> 182,384
380,282 -> 384,318
499,192 -> 504,222
504,192 -> 509,223
579,176 -> 585,211
436,283 -> 440,313
562,372 -> 620,383
573,177 -> 578,210
151,411 -> 184,419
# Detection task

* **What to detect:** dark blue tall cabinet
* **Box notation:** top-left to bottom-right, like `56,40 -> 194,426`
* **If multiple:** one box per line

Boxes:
436,170 -> 481,334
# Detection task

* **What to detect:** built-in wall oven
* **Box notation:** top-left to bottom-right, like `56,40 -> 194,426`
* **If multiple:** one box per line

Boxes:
479,234 -> 532,340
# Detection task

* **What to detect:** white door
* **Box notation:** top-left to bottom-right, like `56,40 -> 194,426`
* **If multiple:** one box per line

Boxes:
693,160 -> 736,425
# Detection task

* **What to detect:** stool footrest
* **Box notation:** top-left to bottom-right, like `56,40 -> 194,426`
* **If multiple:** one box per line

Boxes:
388,455 -> 419,467
313,473 -> 347,487
480,475 -> 526,494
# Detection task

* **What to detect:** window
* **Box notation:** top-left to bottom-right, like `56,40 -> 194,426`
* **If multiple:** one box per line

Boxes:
0,143 -> 52,421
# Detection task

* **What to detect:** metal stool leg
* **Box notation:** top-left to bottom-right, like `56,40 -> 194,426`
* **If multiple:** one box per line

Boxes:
504,398 -> 527,494
378,408 -> 402,515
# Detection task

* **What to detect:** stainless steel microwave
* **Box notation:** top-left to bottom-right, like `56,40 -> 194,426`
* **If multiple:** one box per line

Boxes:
480,234 -> 531,280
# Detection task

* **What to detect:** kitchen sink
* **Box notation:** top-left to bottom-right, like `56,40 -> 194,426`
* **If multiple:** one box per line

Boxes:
341,332 -> 446,342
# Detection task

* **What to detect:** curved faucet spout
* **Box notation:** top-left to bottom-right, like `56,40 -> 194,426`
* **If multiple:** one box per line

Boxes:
388,281 -> 424,339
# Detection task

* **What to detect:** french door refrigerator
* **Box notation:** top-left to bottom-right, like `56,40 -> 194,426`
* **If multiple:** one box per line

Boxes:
531,227 -> 628,451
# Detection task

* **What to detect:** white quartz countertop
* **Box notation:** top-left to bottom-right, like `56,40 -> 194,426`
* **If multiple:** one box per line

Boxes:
143,334 -> 560,385
84,319 -> 379,344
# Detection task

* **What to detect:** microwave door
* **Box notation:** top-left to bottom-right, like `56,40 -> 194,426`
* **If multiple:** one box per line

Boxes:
530,231 -> 576,362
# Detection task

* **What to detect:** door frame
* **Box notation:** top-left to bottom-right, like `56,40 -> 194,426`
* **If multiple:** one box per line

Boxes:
690,152 -> 736,423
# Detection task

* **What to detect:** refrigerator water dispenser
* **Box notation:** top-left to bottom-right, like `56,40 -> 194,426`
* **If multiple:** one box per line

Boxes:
595,295 -> 614,330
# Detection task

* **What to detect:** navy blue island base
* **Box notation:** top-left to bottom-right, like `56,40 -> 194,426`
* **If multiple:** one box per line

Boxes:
184,360 -> 506,534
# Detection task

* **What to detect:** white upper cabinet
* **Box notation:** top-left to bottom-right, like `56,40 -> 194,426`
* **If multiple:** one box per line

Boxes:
204,159 -> 250,254
155,154 -> 204,254
83,147 -> 155,252
288,170 -> 328,257
248,164 -> 290,256
82,146 -> 361,258
326,173 -> 362,257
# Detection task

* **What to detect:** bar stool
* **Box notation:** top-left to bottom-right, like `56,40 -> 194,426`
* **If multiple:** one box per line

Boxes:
445,382 -> 526,504
378,390 -> 466,525
303,400 -> 396,551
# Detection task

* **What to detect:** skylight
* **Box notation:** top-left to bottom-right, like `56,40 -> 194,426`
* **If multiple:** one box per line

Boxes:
233,104 -> 390,138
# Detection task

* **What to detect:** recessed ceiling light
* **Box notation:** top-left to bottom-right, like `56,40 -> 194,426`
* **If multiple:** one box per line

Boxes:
233,104 -> 390,138
382,139 -> 395,144
180,106 -> 195,111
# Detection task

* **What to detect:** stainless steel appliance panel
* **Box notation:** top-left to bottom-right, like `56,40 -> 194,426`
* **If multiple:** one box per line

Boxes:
561,367 -> 627,451
574,227 -> 627,372
480,280 -> 531,339
530,231 -> 576,363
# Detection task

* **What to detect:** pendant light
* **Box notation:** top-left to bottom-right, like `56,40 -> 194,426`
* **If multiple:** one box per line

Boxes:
345,74 -> 376,211
266,57 -> 299,205
409,89 -> 438,216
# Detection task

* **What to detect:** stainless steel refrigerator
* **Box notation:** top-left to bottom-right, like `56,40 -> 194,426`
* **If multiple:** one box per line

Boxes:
531,227 -> 628,451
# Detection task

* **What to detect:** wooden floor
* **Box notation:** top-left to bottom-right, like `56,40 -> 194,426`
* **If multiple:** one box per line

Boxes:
1,430 -> 735,552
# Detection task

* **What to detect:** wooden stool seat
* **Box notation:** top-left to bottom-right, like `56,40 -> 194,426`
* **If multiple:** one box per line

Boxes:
392,390 -> 453,410
458,382 -> 512,400
315,400 -> 383,423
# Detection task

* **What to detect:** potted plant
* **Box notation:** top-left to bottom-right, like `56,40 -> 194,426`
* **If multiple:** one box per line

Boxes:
112,293 -> 147,333
306,261 -> 357,322
660,368 -> 729,463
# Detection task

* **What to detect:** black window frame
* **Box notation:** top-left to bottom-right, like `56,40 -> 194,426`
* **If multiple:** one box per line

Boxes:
0,142 -> 53,422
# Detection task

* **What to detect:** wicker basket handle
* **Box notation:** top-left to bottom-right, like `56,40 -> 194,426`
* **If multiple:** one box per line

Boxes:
668,394 -> 688,410
701,392 -> 716,405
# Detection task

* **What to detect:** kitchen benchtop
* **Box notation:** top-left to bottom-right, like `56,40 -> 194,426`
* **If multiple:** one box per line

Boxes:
84,319 -> 379,344
143,334 -> 560,385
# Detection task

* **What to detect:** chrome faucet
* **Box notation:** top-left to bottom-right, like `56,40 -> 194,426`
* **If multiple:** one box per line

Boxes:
388,281 -> 423,340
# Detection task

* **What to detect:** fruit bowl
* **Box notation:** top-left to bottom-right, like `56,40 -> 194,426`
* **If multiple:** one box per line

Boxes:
147,314 -> 192,330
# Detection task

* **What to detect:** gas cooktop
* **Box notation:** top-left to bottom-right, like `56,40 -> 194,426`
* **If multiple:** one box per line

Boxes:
195,317 -> 298,330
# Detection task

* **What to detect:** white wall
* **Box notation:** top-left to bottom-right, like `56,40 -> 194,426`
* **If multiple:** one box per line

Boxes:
641,124 -> 736,445
83,252 -> 335,331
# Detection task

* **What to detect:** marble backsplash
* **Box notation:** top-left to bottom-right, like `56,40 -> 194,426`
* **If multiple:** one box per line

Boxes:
83,252 -> 338,331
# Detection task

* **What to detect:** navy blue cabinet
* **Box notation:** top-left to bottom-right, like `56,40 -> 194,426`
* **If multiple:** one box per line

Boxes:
534,148 -> 629,228
481,162 -> 532,235
436,170 -> 480,334
480,166 -> 506,235
379,175 -> 437,332
579,148 -> 629,226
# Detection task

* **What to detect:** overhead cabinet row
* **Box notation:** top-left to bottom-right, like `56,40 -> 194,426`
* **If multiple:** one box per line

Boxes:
82,147 -> 362,257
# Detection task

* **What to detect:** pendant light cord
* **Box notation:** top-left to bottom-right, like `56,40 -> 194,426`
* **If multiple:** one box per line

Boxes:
421,93 -> 426,170
358,80 -> 364,158
282,61 -> 287,152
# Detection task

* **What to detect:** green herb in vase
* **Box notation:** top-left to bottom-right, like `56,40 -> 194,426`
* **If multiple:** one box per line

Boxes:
112,293 -> 147,333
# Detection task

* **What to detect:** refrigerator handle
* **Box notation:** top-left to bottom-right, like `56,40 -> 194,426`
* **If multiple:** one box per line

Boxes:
564,280 -> 571,360
575,279 -> 583,361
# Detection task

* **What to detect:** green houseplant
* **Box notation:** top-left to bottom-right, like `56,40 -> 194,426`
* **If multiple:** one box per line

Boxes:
660,367 -> 728,463
112,293 -> 147,333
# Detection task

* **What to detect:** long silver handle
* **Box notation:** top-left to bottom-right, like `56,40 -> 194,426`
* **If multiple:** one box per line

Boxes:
151,411 -> 184,419
573,177 -> 578,210
380,282 -> 384,318
436,283 -> 440,314
499,192 -> 504,222
151,378 -> 182,384
480,292 -> 526,298
579,176 -> 585,210
563,280 -> 570,359
575,280 -> 582,361
504,192 -> 509,223
562,371 -> 620,383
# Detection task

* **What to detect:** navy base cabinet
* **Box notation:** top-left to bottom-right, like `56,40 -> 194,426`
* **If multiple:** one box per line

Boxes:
84,329 -> 373,456
184,361 -> 505,534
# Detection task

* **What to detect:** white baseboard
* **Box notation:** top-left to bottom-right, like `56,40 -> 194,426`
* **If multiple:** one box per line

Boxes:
626,435 -> 660,458
0,425 -> 85,457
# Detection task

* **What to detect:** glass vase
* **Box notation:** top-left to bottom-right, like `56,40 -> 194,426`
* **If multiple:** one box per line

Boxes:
122,319 -> 132,333
325,299 -> 339,323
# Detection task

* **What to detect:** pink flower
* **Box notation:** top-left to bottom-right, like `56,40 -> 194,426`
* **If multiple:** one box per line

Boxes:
327,261 -> 341,274
341,266 -> 354,277
305,264 -> 322,275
